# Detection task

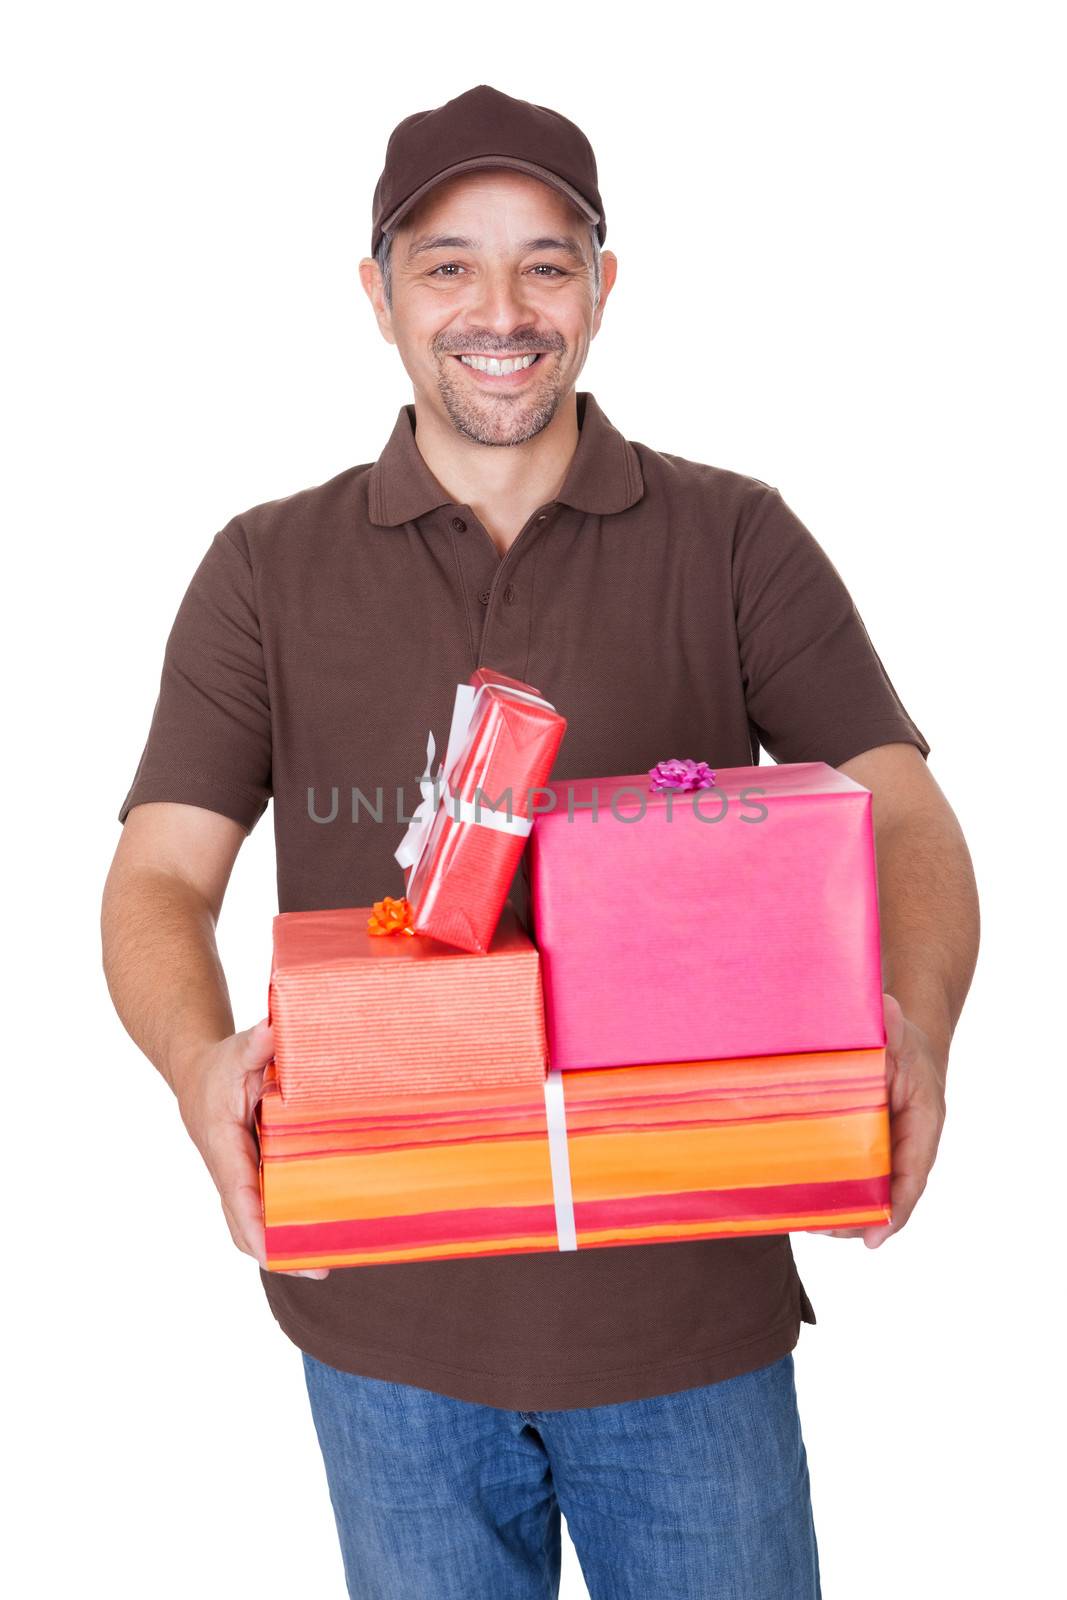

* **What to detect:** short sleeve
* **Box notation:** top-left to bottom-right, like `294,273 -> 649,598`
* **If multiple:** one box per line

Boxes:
733,486 -> 931,767
118,522 -> 272,830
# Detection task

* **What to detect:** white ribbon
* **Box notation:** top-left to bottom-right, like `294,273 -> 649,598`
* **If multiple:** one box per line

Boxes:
394,679 -> 556,877
543,1069 -> 577,1251
439,779 -> 535,836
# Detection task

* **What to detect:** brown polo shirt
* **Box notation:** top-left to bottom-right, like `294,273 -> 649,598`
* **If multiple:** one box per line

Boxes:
119,390 -> 930,1411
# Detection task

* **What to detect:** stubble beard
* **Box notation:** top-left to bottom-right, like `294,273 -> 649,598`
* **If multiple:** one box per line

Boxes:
435,354 -> 567,447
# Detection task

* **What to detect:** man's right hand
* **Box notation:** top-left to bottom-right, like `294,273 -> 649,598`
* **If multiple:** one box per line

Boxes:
174,1018 -> 330,1281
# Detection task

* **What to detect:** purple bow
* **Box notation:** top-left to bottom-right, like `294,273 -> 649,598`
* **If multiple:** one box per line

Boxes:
648,757 -> 717,793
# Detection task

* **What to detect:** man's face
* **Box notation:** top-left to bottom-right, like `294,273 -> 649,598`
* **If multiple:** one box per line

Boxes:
365,170 -> 615,446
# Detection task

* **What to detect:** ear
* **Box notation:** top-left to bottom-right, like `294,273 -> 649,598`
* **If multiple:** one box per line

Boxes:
358,257 -> 396,347
591,250 -> 619,338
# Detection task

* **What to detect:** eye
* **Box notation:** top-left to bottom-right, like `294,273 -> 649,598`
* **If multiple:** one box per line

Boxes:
428,262 -> 568,279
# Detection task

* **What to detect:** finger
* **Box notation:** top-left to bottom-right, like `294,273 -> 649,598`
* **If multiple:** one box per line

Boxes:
219,1193 -> 328,1277
863,1221 -> 895,1247
866,1103 -> 938,1247
801,1226 -> 866,1239
220,1197 -> 255,1257
238,1017 -> 275,1070
882,992 -> 906,1055
886,1170 -> 926,1239
220,1195 -> 249,1255
220,1182 -> 267,1268
207,1116 -> 269,1265
893,1098 -> 941,1210
216,1064 -> 329,1278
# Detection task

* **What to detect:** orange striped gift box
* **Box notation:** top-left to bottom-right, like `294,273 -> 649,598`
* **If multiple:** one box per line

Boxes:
254,1046 -> 891,1271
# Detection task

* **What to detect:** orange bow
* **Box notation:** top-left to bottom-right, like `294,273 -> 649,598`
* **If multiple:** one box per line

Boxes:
366,896 -> 416,937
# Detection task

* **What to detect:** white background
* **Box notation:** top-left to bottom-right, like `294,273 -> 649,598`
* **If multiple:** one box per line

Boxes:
4,3 -> 1063,1595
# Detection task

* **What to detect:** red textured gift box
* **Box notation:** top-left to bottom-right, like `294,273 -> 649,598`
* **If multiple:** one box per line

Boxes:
268,902 -> 549,1107
399,668 -> 567,953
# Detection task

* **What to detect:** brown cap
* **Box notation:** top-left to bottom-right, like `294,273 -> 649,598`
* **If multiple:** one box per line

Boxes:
370,85 -> 606,258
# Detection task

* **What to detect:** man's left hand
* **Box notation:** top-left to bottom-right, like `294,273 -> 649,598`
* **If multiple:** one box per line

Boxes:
810,991 -> 948,1248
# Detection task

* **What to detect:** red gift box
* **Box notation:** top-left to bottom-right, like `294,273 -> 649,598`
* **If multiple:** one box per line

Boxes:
396,668 -> 566,953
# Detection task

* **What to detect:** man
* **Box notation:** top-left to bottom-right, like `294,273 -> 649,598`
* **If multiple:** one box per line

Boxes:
102,85 -> 979,1599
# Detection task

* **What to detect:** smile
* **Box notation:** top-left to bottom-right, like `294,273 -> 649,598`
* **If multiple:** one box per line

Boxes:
451,352 -> 546,380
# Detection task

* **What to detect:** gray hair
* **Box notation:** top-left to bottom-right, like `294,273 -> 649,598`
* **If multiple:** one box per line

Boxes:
374,221 -> 602,311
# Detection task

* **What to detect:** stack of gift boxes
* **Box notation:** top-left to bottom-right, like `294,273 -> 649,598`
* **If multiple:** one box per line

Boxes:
255,667 -> 891,1271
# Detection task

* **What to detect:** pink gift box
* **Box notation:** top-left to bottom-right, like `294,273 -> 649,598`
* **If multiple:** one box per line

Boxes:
528,762 -> 885,1071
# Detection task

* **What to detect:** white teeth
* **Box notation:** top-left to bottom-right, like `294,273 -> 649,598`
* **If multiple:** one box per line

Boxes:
458,353 -> 539,374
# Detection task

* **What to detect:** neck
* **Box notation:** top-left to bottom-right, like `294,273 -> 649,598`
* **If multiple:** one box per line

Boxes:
411,389 -> 580,557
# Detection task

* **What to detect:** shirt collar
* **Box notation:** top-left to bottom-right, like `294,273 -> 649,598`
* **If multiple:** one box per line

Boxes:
367,391 -> 645,527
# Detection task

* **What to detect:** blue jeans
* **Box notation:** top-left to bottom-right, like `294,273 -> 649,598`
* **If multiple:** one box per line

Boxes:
301,1350 -> 821,1599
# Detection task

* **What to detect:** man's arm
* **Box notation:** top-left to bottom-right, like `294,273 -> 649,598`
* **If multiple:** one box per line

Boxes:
102,802 -> 244,1087
101,802 -> 328,1279
832,742 -> 981,1245
841,742 -> 980,1065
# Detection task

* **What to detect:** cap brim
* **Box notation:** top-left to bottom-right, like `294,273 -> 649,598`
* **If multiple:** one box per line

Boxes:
379,155 -> 600,243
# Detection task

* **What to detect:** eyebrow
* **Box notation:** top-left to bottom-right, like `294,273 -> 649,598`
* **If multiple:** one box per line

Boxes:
405,234 -> 586,262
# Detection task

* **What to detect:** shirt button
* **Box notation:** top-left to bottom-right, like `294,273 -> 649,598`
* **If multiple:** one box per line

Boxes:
451,516 -> 467,533
504,583 -> 517,605
478,588 -> 491,605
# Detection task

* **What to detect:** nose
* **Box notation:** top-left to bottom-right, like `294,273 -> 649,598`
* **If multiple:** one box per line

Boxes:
464,261 -> 542,343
